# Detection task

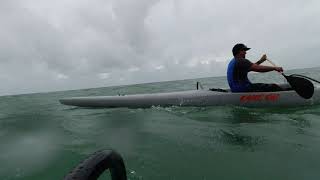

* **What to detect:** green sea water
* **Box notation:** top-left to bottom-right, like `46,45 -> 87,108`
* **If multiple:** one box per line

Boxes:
1,67 -> 320,180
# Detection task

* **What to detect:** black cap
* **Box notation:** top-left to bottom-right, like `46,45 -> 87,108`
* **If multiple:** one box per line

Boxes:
232,43 -> 251,56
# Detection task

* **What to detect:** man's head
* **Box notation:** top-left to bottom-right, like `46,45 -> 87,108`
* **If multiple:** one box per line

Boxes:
232,43 -> 251,58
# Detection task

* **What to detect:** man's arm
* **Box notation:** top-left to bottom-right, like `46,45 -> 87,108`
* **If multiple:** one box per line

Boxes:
250,63 -> 283,72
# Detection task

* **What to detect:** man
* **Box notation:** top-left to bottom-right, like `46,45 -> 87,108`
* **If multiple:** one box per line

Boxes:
227,43 -> 284,92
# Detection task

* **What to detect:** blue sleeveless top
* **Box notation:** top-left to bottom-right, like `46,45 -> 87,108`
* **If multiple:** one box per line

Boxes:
227,58 -> 252,92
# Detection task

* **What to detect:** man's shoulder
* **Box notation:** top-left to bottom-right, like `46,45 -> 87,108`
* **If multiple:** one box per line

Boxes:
237,58 -> 250,61
237,58 -> 252,64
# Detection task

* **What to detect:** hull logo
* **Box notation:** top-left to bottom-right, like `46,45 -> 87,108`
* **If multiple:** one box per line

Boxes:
240,94 -> 280,102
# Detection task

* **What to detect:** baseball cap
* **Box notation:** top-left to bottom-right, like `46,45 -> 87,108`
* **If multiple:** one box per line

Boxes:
232,43 -> 251,56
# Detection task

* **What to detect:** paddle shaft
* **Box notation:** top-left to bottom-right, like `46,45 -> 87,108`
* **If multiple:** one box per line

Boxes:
266,59 -> 284,75
266,59 -> 277,67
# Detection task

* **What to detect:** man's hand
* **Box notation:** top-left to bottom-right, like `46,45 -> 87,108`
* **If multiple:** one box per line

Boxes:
274,67 -> 283,72
256,54 -> 268,65
260,54 -> 267,62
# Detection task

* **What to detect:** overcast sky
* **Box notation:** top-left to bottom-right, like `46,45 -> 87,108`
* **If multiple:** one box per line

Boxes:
1,0 -> 320,95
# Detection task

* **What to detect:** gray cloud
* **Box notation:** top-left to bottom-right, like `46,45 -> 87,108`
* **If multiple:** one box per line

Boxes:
0,0 -> 319,95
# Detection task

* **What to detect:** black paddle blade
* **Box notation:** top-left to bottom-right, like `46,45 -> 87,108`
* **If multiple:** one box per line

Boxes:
284,75 -> 314,99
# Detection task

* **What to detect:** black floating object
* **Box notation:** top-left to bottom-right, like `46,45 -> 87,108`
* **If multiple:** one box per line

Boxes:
64,150 -> 127,180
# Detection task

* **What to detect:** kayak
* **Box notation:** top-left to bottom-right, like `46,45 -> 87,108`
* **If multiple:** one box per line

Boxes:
59,85 -> 320,108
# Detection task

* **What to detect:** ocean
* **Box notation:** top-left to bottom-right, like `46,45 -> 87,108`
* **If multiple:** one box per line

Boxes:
1,67 -> 320,180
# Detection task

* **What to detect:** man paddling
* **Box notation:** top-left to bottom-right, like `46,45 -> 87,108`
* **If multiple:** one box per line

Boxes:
227,43 -> 284,92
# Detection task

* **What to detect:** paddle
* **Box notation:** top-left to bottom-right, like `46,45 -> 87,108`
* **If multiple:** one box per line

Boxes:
266,59 -> 314,99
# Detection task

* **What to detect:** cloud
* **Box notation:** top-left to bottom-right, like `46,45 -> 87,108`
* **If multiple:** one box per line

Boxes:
56,73 -> 69,80
0,0 -> 320,95
128,67 -> 140,72
154,65 -> 165,70
98,73 -> 110,79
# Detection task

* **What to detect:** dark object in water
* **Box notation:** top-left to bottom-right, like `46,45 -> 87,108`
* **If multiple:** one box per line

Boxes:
64,150 -> 127,180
